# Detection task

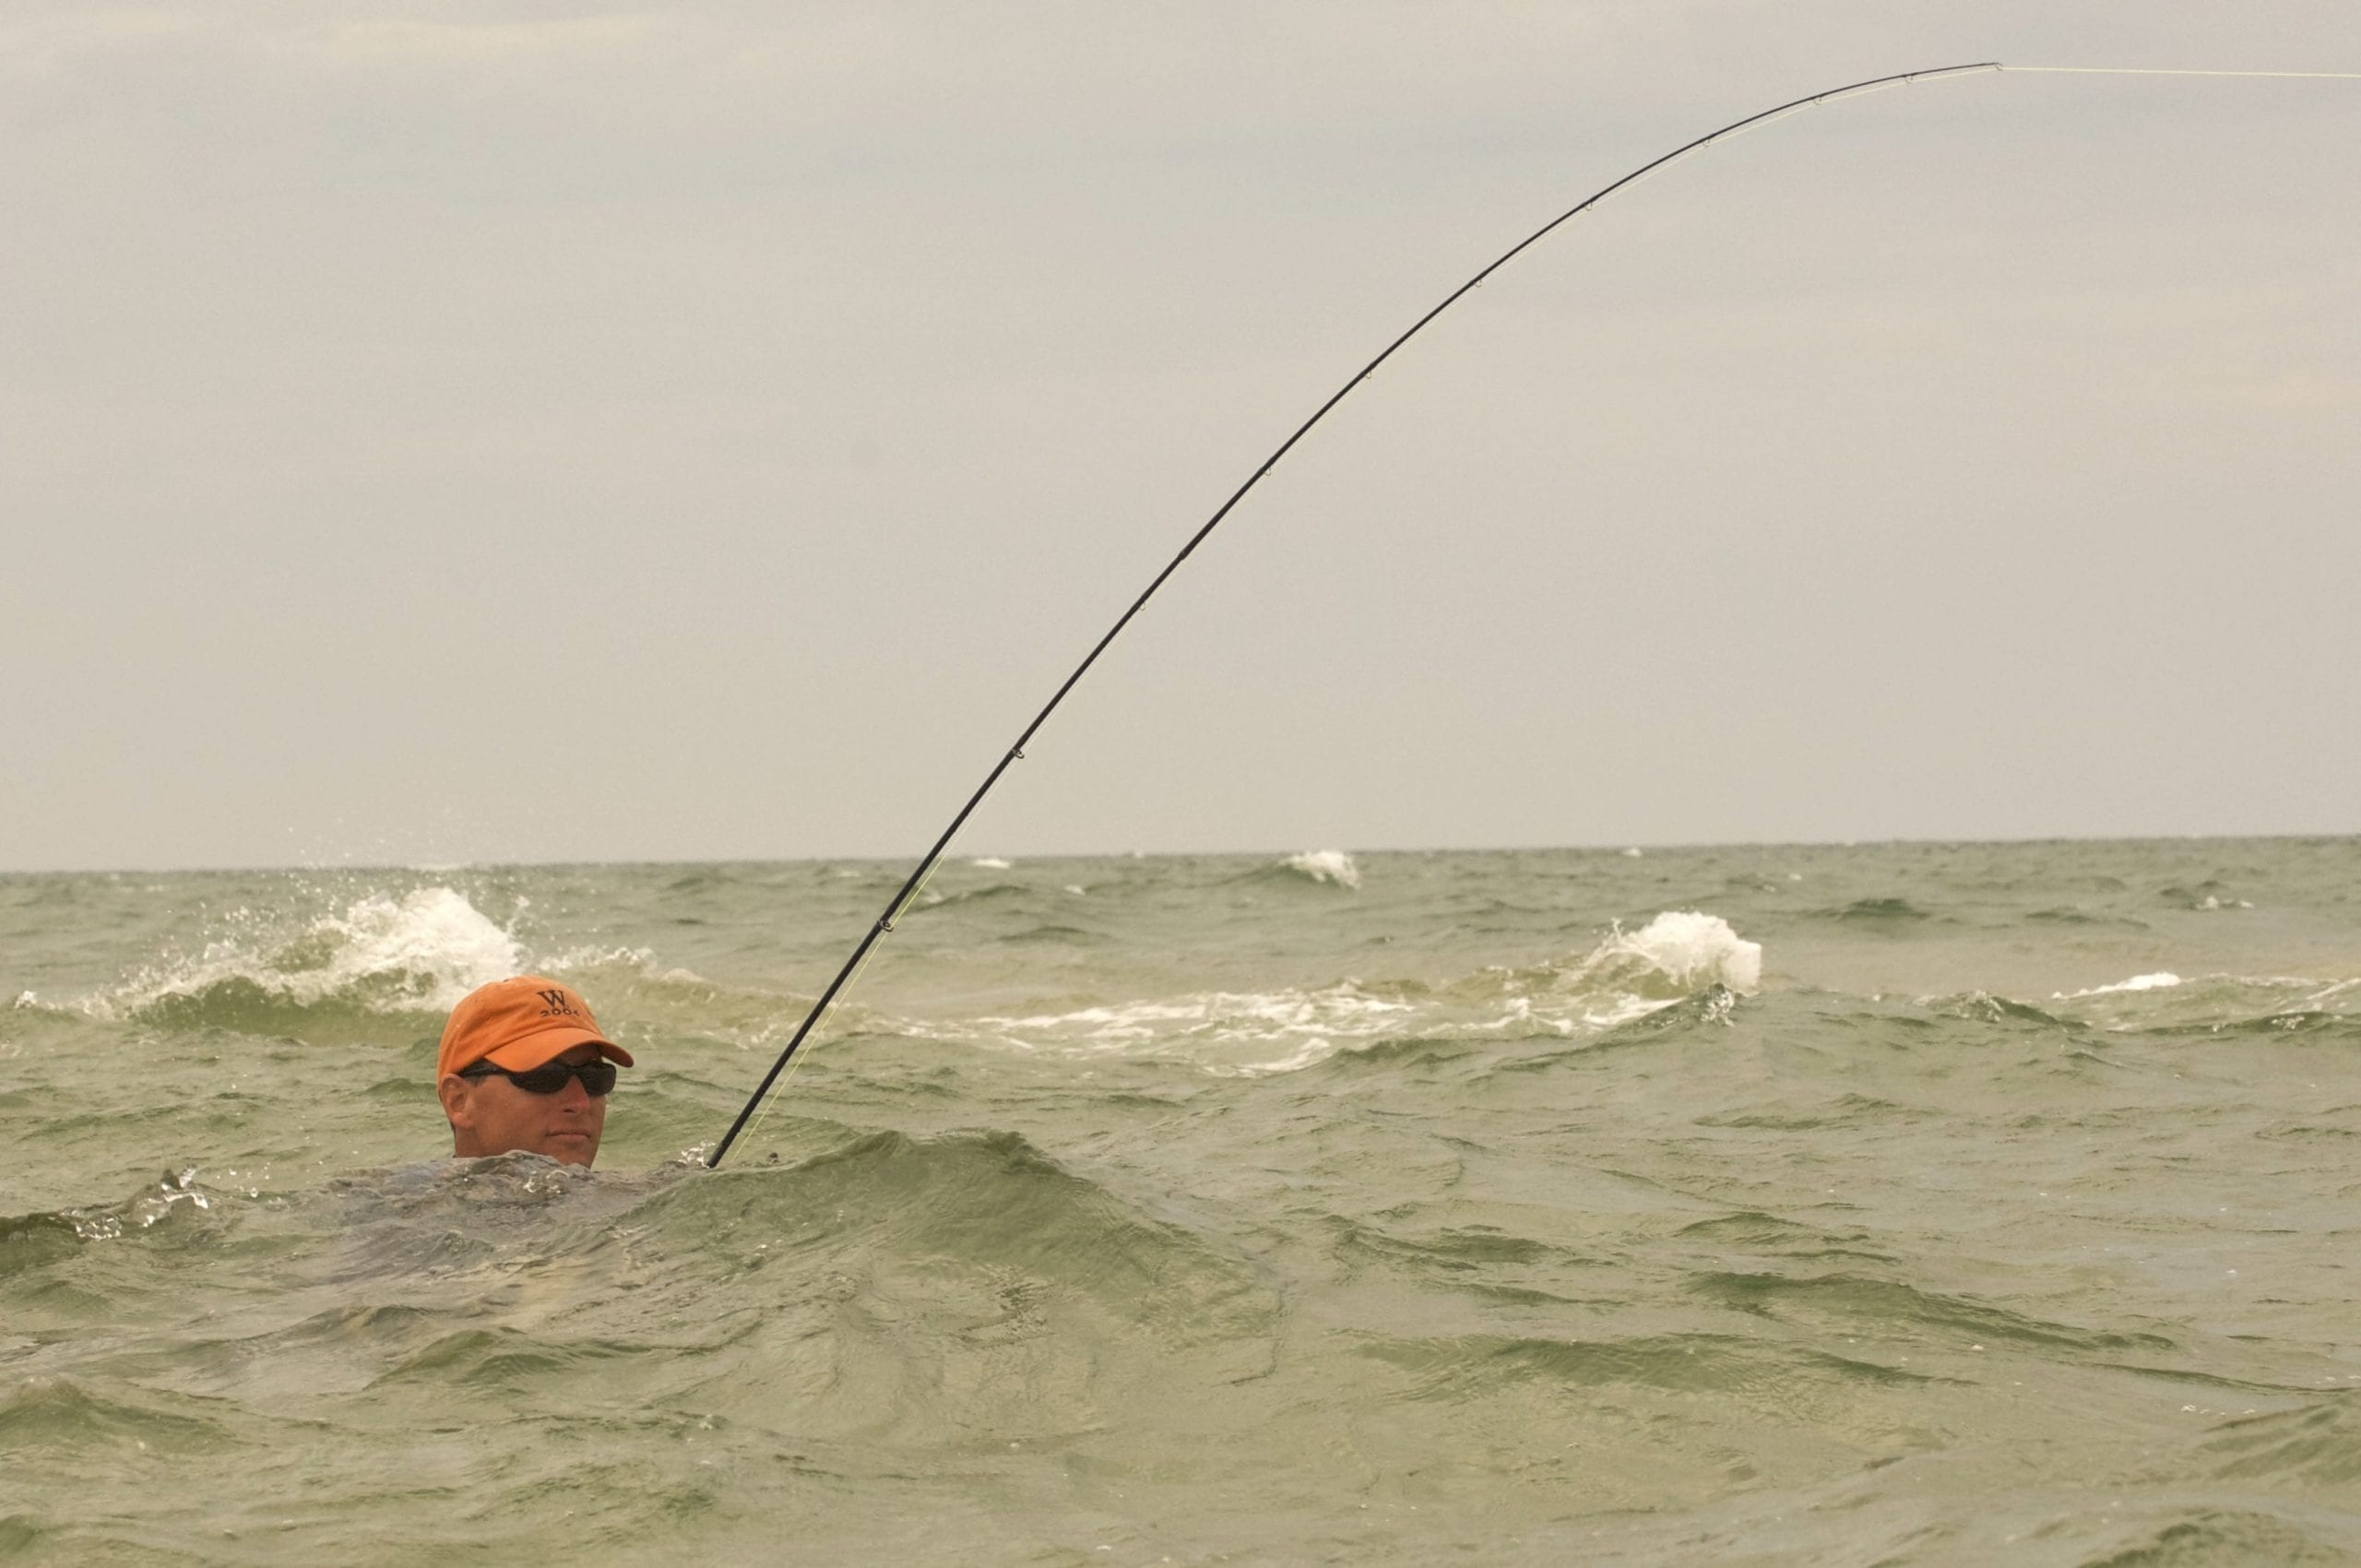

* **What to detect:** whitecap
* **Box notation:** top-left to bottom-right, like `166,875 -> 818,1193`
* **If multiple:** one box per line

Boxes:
2057,972 -> 2185,999
945,909 -> 1764,1075
1575,910 -> 1763,996
1281,849 -> 1361,889
962,984 -> 1414,1075
103,885 -> 522,1016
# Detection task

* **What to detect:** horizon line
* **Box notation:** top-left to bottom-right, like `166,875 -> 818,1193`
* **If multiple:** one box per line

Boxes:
5,826 -> 2355,880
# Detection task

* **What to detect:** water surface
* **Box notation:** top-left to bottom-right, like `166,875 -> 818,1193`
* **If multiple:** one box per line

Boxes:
4,839 -> 2357,1563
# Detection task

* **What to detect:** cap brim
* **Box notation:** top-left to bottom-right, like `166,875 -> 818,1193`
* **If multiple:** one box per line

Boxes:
481,1027 -> 634,1071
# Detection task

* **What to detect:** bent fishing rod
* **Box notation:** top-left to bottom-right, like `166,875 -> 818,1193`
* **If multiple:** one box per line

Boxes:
705,59 -> 2355,1170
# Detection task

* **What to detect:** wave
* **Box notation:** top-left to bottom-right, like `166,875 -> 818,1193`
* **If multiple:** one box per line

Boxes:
1685,1270 -> 2176,1354
2201,1400 -> 2361,1485
1259,849 -> 1361,890
2,1138 -> 1287,1463
1554,909 -> 1762,1000
959,982 -> 1421,1075
0,1373 -> 254,1455
1815,897 -> 1936,925
1923,992 -> 2074,1028
65,885 -> 795,1049
73,1182 -> 221,1243
23,1167 -> 230,1248
623,1129 -> 1282,1393
2049,1507 -> 2354,1565
0,1210 -> 84,1276
1892,971 -> 2360,1041
954,909 -> 1762,1075
917,882 -> 1034,910
2025,906 -> 2153,931
1455,910 -> 1762,1028
102,885 -> 522,1024
2159,882 -> 2256,911
2047,972 -> 2359,1037
1675,1210 -> 1901,1265
2060,972 -> 2187,998
993,923 -> 1103,946
1353,1329 -> 1941,1404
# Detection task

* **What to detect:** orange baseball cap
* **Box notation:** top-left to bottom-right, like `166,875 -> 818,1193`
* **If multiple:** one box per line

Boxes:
437,976 -> 634,1079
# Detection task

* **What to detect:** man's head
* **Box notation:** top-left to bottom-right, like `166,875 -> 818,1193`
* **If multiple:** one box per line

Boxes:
435,977 -> 633,1167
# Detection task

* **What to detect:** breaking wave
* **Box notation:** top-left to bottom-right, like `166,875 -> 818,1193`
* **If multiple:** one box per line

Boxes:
1273,850 -> 1361,889
2060,972 -> 2187,998
2047,971 -> 2359,1037
953,909 -> 1761,1075
101,886 -> 521,1024
1560,909 -> 1762,998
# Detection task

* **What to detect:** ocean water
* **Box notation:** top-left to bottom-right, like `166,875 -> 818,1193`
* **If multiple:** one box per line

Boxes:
3,838 -> 2356,1566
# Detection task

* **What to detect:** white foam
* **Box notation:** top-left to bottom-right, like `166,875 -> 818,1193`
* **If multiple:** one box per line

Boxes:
323,888 -> 522,1004
969,857 -> 1013,870
2058,972 -> 2184,999
1575,910 -> 1763,996
2046,969 -> 2361,1034
951,909 -> 1764,1075
108,885 -> 521,1016
1282,849 -> 1361,889
967,984 -> 1413,1075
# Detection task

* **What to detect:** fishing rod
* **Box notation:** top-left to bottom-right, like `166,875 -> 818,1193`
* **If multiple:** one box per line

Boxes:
705,59 -> 2355,1170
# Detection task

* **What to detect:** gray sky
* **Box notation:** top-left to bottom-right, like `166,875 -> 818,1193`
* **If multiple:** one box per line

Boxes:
5,2 -> 2355,873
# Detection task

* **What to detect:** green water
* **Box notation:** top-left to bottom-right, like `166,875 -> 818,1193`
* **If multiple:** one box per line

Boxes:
4,839 -> 2357,1563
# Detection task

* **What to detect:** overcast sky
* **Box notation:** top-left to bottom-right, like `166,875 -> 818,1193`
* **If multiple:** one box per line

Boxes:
5,2 -> 2355,873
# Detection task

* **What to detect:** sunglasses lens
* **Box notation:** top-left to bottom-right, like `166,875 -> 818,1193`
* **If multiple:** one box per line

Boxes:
503,1061 -> 618,1096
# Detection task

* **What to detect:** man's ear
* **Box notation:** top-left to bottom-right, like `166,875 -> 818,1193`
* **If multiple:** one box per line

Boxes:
438,1074 -> 474,1132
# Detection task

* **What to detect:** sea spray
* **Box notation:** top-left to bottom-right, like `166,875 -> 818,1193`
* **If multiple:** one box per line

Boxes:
105,885 -> 521,1019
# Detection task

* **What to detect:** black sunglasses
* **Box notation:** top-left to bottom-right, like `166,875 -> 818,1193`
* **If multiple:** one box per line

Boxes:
459,1058 -> 618,1097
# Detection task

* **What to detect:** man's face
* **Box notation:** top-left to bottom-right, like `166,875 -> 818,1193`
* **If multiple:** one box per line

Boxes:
438,1043 -> 611,1167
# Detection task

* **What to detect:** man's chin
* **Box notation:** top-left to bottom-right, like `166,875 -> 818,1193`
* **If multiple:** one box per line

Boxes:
542,1134 -> 599,1167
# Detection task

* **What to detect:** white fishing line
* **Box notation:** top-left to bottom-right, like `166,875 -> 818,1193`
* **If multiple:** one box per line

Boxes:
2007,66 -> 2361,79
